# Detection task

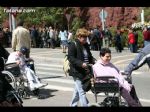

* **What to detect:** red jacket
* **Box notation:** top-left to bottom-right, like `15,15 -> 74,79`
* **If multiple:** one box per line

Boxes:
128,33 -> 135,44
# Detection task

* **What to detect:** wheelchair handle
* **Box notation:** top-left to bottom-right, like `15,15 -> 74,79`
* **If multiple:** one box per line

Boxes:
5,62 -> 18,66
120,72 -> 132,84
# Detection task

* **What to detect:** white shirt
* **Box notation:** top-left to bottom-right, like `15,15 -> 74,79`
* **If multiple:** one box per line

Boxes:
68,32 -> 72,40
6,52 -> 26,70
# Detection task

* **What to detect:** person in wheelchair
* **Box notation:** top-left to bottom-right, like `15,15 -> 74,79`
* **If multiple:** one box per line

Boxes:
6,46 -> 47,91
92,48 -> 141,107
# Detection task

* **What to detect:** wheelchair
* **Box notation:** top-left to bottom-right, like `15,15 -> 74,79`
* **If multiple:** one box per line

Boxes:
90,76 -> 130,107
84,63 -> 132,107
2,59 -> 40,99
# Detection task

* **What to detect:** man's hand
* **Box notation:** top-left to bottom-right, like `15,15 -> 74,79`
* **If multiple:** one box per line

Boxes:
121,71 -> 130,76
25,58 -> 34,62
82,63 -> 87,68
16,60 -> 21,65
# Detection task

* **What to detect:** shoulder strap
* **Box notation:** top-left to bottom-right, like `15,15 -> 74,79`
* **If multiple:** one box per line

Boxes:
66,41 -> 77,55
74,41 -> 77,47
73,41 -> 77,54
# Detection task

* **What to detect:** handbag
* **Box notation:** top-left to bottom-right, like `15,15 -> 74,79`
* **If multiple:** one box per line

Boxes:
82,74 -> 92,92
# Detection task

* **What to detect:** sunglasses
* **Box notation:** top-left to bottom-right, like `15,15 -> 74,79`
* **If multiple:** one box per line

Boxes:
80,35 -> 87,38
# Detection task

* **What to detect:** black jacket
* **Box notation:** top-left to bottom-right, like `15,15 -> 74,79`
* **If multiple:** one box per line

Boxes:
68,39 -> 95,79
0,44 -> 9,60
0,72 -> 13,102
0,57 -> 12,102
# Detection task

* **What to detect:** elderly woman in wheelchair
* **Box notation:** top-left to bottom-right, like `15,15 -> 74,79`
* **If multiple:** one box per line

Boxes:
91,48 -> 141,107
5,46 -> 47,96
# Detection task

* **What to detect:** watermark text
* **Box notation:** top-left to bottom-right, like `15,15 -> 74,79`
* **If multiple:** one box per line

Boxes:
4,8 -> 36,13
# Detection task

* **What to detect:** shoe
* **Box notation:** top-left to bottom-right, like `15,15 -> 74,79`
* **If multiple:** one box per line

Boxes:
29,83 -> 40,91
121,71 -> 127,75
35,83 -> 48,89
29,85 -> 36,91
40,83 -> 48,87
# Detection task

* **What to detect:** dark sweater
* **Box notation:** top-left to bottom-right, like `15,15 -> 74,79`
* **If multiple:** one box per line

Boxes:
68,39 -> 94,79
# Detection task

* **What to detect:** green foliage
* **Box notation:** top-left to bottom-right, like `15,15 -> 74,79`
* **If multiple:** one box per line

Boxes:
143,7 -> 150,22
71,17 -> 84,34
0,7 -> 8,25
109,27 -> 117,37
137,30 -> 144,48
15,7 -> 65,28
32,18 -> 40,25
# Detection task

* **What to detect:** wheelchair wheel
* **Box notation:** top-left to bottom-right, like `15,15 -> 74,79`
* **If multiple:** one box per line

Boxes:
89,103 -> 100,107
2,71 -> 16,88
17,88 -> 25,98
120,103 -> 128,107
17,87 -> 30,99
100,96 -> 120,107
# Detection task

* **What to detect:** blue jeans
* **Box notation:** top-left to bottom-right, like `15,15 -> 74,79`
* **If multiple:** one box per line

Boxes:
144,40 -> 150,47
124,50 -> 147,75
129,44 -> 136,53
70,77 -> 89,107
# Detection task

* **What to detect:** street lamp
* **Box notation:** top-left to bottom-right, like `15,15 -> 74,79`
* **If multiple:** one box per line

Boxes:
99,8 -> 107,47
141,7 -> 144,25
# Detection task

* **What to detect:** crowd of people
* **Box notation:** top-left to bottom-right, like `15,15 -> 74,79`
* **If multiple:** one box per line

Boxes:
1,23 -> 150,55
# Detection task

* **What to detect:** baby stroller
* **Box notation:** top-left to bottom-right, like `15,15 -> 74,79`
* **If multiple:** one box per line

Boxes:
3,58 -> 40,99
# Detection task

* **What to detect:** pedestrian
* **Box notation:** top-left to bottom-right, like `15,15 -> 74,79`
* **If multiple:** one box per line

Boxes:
128,29 -> 136,53
68,30 -> 73,43
12,19 -> 31,58
68,28 -> 95,107
30,26 -> 38,48
40,28 -> 47,48
114,30 -> 122,53
48,26 -> 55,49
59,28 -> 68,53
143,26 -> 150,47
92,48 -> 141,107
93,26 -> 102,50
123,43 -> 150,76
89,29 -> 96,50
105,27 -> 112,47
133,29 -> 138,53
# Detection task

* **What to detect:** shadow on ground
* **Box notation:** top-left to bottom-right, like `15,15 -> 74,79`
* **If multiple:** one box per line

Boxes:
40,76 -> 63,79
37,89 -> 58,99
